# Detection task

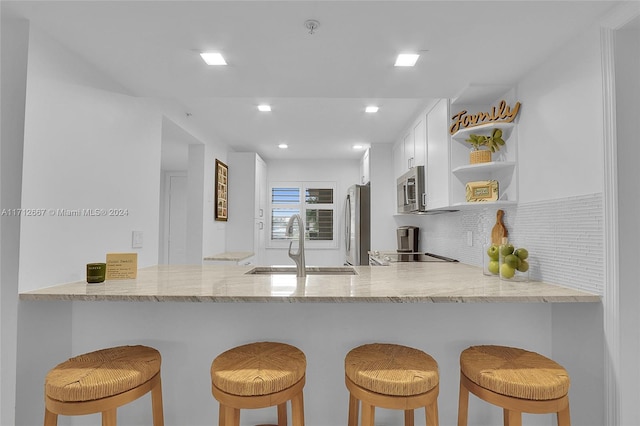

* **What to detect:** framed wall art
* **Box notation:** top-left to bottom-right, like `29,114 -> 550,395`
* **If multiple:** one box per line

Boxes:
215,159 -> 228,221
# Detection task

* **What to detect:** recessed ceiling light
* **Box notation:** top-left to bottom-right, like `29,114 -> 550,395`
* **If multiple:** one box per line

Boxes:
365,106 -> 379,113
352,144 -> 365,150
258,104 -> 272,112
394,53 -> 420,67
278,143 -> 288,149
200,52 -> 227,66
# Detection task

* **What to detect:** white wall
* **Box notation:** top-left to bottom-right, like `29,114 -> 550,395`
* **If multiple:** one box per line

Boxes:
517,23 -> 604,202
264,159 -> 359,266
615,19 -> 640,426
369,143 -> 396,251
0,17 -> 30,426
18,27 -> 163,291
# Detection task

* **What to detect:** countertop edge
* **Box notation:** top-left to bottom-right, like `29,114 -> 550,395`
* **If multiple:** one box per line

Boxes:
19,294 -> 602,303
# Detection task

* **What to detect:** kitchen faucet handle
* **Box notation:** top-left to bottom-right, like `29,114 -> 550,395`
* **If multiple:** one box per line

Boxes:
288,240 -> 298,257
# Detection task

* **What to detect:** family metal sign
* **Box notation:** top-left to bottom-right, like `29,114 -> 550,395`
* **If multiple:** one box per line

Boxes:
449,100 -> 522,134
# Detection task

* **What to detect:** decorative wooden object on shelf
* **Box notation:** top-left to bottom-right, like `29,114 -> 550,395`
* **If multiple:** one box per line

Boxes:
491,209 -> 508,245
215,159 -> 228,221
470,150 -> 491,164
466,181 -> 498,202
449,100 -> 522,134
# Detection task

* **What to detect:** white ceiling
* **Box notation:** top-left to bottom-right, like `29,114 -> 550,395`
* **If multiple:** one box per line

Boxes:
3,1 -> 620,166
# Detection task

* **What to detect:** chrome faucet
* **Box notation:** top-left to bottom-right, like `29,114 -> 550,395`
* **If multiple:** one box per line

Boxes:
286,214 -> 306,277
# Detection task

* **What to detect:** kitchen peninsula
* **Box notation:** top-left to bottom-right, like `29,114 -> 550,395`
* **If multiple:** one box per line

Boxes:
20,262 -> 598,303
17,263 -> 602,426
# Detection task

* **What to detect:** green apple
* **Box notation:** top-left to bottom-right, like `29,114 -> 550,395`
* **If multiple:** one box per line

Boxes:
500,243 -> 515,257
505,254 -> 521,269
514,248 -> 529,260
517,260 -> 529,272
486,245 -> 499,260
500,263 -> 516,279
488,260 -> 500,275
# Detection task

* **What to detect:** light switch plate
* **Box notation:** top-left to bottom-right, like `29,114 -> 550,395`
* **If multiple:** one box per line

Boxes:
132,231 -> 143,248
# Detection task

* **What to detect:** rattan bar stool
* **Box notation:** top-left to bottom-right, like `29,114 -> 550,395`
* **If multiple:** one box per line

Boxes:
44,345 -> 164,426
210,341 -> 306,426
345,343 -> 440,426
458,345 -> 571,426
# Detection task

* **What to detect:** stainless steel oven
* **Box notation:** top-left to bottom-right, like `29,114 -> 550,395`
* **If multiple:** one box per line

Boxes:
397,166 -> 426,213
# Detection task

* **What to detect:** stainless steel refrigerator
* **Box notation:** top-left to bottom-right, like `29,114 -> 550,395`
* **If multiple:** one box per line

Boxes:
345,184 -> 371,266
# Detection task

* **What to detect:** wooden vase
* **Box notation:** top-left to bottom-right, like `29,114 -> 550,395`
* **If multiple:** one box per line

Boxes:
470,150 -> 491,164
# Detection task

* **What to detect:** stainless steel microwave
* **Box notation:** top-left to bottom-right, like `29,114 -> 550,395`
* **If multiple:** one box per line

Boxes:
397,166 -> 426,213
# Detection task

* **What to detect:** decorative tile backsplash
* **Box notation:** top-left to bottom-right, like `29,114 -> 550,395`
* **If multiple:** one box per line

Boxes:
415,193 -> 603,295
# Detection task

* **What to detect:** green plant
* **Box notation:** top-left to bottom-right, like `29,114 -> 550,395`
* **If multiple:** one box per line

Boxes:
465,128 -> 505,152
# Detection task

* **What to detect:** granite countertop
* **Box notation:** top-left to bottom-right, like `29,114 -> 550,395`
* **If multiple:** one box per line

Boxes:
203,251 -> 254,261
19,263 -> 600,303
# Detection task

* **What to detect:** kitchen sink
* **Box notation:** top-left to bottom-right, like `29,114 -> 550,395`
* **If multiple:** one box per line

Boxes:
245,266 -> 357,275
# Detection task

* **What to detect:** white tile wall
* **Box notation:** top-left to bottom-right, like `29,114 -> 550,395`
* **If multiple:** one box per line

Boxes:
418,193 -> 604,294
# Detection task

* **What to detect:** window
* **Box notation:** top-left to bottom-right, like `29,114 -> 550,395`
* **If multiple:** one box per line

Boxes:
269,182 -> 337,248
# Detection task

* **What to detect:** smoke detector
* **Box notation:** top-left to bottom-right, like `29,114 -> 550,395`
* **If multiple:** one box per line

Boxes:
304,19 -> 319,35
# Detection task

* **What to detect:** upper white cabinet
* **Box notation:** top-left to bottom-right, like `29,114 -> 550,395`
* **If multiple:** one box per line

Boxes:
226,152 -> 267,264
393,113 -> 427,178
448,86 -> 520,208
425,99 -> 451,210
412,117 -> 426,169
360,148 -> 370,185
255,155 -> 267,219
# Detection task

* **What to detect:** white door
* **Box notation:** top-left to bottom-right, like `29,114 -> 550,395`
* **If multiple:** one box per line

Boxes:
168,175 -> 187,264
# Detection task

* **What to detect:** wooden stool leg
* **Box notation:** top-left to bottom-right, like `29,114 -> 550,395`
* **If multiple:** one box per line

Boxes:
360,401 -> 375,426
457,377 -> 469,426
101,408 -> 117,426
277,402 -> 287,426
557,403 -> 571,426
504,409 -> 522,426
291,390 -> 305,426
44,408 -> 57,426
219,404 -> 239,426
151,376 -> 164,426
404,409 -> 414,426
218,403 -> 225,426
426,401 -> 439,426
348,394 -> 359,426
222,405 -> 239,426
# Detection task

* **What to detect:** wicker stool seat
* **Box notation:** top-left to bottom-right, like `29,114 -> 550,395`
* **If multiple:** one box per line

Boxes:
345,343 -> 440,426
457,345 -> 571,426
211,341 -> 306,426
44,345 -> 164,426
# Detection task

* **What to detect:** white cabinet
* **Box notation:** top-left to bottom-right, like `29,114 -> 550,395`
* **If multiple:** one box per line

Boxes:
449,87 -> 519,208
393,115 -> 427,178
255,156 -> 267,219
226,152 -> 267,265
425,99 -> 451,210
403,131 -> 414,169
360,148 -> 370,185
412,117 -> 426,168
